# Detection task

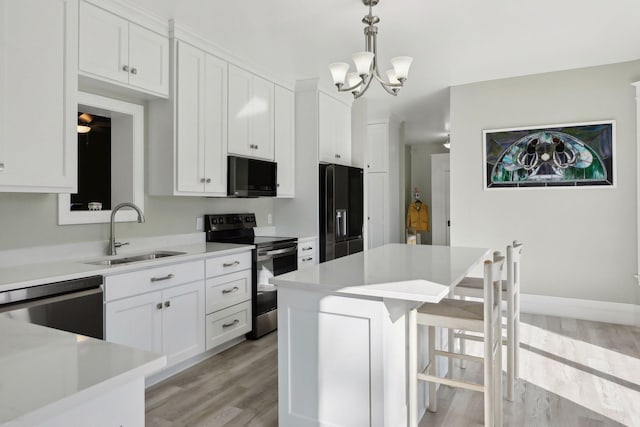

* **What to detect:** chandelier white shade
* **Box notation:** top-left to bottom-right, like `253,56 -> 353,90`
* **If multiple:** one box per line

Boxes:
329,0 -> 413,98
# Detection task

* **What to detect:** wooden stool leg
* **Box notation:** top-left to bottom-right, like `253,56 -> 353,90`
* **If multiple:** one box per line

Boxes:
506,291 -> 515,401
428,325 -> 437,413
514,293 -> 520,379
460,296 -> 467,369
409,309 -> 418,427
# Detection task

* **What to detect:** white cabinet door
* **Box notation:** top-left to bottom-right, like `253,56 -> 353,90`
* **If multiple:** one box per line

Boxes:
318,92 -> 351,164
367,172 -> 386,249
128,23 -> 169,95
367,123 -> 388,172
275,85 -> 295,197
203,53 -> 228,195
78,1 -> 128,85
228,64 -> 253,157
176,41 -> 206,193
0,0 -> 76,193
105,291 -> 163,354
161,281 -> 205,366
228,64 -> 274,160
252,75 -> 275,160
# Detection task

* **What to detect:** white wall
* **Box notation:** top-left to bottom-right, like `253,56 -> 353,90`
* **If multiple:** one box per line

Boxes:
409,143 -> 449,244
450,60 -> 640,305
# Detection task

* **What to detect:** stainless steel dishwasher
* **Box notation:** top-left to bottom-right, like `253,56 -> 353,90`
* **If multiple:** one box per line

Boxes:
0,276 -> 104,339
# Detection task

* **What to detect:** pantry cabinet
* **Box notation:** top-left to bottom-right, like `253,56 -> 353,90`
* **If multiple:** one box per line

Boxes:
275,85 -> 295,197
79,1 -> 169,97
0,0 -> 77,193
228,64 -> 275,160
318,92 -> 351,165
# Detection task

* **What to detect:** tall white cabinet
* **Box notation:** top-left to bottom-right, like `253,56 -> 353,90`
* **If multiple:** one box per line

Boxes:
366,119 -> 401,249
318,92 -> 352,165
0,0 -> 77,193
275,85 -> 295,197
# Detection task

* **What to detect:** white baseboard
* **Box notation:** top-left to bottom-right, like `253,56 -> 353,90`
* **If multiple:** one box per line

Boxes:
521,293 -> 640,327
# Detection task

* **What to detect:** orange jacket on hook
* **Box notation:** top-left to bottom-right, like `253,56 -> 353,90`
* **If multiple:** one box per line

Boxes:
407,201 -> 429,232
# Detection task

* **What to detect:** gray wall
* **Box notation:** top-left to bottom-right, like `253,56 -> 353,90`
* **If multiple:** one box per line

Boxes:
450,60 -> 640,304
410,143 -> 450,244
0,192 -> 273,251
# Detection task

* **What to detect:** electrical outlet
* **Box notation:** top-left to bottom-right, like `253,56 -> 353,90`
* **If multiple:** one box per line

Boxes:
196,217 -> 203,231
267,214 -> 273,225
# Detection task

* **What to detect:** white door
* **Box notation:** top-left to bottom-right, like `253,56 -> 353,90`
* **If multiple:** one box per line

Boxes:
251,75 -> 275,160
0,0 -> 76,192
162,281 -> 205,366
431,153 -> 451,246
367,123 -> 388,172
227,64 -> 253,157
445,170 -> 451,245
175,41 -> 206,193
78,1 -> 128,84
127,23 -> 169,96
367,172 -> 386,249
275,85 -> 295,197
318,92 -> 336,163
105,291 -> 163,354
203,53 -> 228,195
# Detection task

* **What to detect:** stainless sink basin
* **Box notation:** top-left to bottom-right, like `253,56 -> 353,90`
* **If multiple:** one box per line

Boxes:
86,251 -> 186,266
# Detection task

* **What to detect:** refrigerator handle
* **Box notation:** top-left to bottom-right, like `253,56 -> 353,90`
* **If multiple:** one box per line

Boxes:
336,209 -> 347,238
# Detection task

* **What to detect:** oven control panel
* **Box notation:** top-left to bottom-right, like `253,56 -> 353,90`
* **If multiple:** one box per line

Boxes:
204,213 -> 257,232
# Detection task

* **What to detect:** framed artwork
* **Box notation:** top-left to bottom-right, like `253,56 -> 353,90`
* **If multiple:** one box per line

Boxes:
483,120 -> 615,189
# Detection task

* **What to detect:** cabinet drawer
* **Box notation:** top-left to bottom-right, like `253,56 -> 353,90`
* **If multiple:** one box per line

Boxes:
298,254 -> 316,269
105,260 -> 204,301
205,301 -> 251,350
297,241 -> 316,257
206,251 -> 252,277
206,269 -> 251,314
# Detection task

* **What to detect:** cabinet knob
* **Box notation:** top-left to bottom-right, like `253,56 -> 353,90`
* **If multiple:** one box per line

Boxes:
277,183 -> 280,187
156,303 -> 162,310
335,154 -> 341,159
367,164 -> 370,168
200,178 -> 205,183
0,162 -> 5,171
130,67 -> 138,75
206,178 -> 212,183
164,301 -> 171,308
122,65 -> 129,72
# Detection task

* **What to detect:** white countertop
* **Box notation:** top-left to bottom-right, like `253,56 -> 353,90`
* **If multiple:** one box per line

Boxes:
0,318 -> 166,426
271,244 -> 490,303
0,242 -> 253,293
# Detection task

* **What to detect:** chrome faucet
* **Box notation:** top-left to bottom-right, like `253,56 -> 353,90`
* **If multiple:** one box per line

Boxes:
108,202 -> 146,256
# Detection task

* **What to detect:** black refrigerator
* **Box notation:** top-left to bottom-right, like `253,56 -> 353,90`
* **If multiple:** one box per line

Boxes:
319,163 -> 364,262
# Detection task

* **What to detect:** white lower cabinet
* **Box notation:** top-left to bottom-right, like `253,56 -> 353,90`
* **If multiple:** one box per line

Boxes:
297,237 -> 317,269
205,300 -> 251,350
105,262 -> 205,367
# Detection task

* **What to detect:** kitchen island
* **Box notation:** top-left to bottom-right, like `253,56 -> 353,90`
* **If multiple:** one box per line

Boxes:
0,318 -> 166,427
271,243 -> 489,427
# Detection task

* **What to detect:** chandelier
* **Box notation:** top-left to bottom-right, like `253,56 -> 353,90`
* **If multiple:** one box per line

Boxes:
329,0 -> 413,99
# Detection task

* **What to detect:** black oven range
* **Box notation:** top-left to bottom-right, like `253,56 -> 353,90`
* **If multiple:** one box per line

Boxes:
204,213 -> 297,339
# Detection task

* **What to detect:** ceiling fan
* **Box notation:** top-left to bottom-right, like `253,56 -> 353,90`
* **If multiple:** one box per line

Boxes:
77,112 -> 110,134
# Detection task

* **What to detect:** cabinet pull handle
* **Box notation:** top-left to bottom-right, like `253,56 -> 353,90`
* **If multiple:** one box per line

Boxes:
223,261 -> 240,268
222,286 -> 239,294
222,319 -> 239,328
0,162 -> 4,171
200,178 -> 206,183
302,257 -> 313,262
302,246 -> 313,251
156,303 -> 163,310
122,65 -> 129,72
206,178 -> 212,183
335,154 -> 341,159
151,273 -> 175,282
164,301 -> 171,308
130,67 -> 138,75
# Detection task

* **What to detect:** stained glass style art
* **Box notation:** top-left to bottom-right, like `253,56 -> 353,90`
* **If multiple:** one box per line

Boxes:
484,121 -> 615,188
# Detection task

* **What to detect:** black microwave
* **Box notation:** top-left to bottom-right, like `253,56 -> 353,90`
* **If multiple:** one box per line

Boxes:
227,156 -> 277,197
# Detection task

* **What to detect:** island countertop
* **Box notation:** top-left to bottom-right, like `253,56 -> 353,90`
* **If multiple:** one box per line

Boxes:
0,318 -> 166,426
270,244 -> 490,302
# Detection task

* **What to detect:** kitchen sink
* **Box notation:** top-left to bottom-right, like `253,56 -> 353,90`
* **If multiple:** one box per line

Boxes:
86,251 -> 186,266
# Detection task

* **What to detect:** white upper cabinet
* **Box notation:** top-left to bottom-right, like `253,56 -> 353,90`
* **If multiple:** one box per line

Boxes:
366,123 -> 389,172
228,64 -> 275,161
149,40 -> 227,197
318,92 -> 351,165
0,0 -> 77,193
275,86 -> 295,197
79,1 -> 169,98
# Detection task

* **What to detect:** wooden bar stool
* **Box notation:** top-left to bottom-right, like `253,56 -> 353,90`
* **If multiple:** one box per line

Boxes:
409,256 -> 505,427
455,241 -> 523,401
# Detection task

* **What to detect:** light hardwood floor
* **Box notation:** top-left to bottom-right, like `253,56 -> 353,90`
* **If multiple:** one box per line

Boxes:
146,314 -> 640,426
